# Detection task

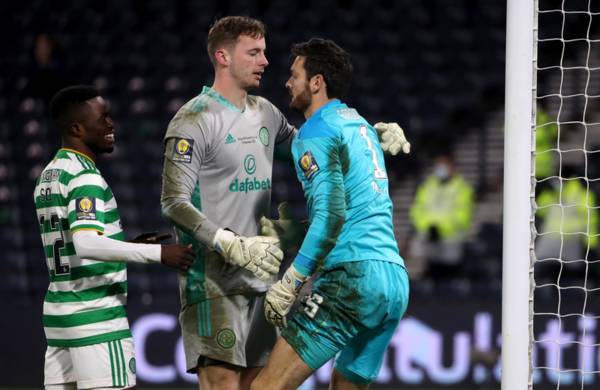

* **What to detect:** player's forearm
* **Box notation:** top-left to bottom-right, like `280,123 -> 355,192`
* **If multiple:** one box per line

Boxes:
298,211 -> 344,262
72,230 -> 161,263
298,185 -> 346,263
160,195 -> 220,247
161,148 -> 220,247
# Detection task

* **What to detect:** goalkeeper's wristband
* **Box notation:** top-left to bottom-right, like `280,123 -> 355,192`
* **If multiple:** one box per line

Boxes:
282,264 -> 310,292
293,252 -> 316,277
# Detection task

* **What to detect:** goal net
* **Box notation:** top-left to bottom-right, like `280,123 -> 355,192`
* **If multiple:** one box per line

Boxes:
504,0 -> 600,389
533,0 -> 600,387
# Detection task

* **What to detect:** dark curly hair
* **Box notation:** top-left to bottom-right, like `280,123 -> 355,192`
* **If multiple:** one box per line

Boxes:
291,38 -> 353,99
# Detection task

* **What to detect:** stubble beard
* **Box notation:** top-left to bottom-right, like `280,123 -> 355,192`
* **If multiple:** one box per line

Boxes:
290,85 -> 312,113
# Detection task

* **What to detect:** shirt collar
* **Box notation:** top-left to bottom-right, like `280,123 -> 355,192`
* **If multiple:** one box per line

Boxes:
201,86 -> 244,113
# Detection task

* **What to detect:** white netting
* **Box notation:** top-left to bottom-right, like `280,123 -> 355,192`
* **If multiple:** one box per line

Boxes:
533,0 -> 600,388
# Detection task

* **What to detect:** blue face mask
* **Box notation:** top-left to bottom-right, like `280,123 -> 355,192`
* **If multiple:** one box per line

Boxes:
434,164 -> 450,180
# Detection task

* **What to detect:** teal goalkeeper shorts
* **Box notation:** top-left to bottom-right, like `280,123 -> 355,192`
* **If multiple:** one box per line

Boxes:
281,260 -> 410,384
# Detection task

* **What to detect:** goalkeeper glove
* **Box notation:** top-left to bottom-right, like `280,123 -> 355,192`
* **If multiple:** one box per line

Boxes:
264,264 -> 309,328
374,122 -> 411,155
212,228 -> 283,280
260,202 -> 307,250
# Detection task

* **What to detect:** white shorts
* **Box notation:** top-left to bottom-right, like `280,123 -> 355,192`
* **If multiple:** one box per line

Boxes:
44,338 -> 136,389
179,293 -> 278,372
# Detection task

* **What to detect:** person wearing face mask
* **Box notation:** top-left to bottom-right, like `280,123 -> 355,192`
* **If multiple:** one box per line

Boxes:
408,153 -> 475,281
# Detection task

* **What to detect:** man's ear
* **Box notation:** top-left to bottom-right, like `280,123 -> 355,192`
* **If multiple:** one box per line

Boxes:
310,74 -> 325,94
68,122 -> 84,138
215,49 -> 230,66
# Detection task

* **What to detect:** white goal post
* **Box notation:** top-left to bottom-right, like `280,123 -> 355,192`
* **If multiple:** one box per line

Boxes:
503,1 -> 600,388
502,0 -> 535,389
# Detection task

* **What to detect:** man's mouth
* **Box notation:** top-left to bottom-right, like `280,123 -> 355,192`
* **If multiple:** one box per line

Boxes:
105,133 -> 114,142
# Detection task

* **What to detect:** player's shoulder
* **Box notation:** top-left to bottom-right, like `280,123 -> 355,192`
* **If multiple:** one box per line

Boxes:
171,94 -> 214,121
248,94 -> 274,108
247,94 -> 284,118
53,150 -> 99,176
299,118 -> 339,141
37,150 -> 102,189
165,94 -> 211,138
298,104 -> 348,140
323,101 -> 368,127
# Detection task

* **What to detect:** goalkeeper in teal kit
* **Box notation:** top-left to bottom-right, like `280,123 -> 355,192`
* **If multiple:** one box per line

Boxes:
252,38 -> 410,390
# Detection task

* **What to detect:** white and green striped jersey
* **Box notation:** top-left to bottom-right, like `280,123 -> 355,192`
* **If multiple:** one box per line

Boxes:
34,148 -> 130,348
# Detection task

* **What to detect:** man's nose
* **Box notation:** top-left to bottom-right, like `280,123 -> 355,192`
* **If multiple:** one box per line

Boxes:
260,53 -> 269,67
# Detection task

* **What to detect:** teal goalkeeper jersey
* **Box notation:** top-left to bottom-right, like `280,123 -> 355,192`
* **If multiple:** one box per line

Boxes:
291,99 -> 404,271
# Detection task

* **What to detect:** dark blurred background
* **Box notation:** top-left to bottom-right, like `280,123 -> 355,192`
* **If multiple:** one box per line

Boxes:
1,0 -> 599,389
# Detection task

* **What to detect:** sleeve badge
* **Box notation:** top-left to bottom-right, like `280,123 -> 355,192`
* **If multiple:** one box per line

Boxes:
172,138 -> 194,163
298,151 -> 319,180
75,197 -> 97,220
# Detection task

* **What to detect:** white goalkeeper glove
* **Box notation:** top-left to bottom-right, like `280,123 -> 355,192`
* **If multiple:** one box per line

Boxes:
212,228 -> 283,280
264,265 -> 309,328
374,122 -> 411,155
260,202 -> 307,250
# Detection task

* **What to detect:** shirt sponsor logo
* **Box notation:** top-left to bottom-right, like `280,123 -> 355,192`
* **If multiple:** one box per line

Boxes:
229,177 -> 272,193
299,151 -> 319,180
244,154 -> 256,175
172,138 -> 194,163
259,127 -> 269,146
40,169 -> 60,183
75,197 -> 96,220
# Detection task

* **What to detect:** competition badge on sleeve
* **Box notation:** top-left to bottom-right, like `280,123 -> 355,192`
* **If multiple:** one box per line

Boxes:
298,151 -> 319,180
172,138 -> 194,163
75,197 -> 96,220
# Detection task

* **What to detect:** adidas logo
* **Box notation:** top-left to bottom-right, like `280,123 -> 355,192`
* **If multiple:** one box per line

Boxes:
225,133 -> 236,144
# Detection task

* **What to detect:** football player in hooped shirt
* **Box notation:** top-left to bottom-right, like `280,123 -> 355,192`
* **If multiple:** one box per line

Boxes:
254,39 -> 410,390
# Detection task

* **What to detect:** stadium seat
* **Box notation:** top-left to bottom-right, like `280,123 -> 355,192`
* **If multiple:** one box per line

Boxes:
2,0 -> 518,296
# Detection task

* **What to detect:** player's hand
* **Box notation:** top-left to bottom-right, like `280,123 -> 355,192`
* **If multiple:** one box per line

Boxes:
213,228 -> 283,280
160,244 -> 195,272
264,265 -> 309,328
131,231 -> 172,244
260,202 -> 306,250
374,122 -> 411,155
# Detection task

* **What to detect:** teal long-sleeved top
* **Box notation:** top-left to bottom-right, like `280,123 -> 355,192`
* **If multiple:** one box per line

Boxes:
291,100 -> 404,276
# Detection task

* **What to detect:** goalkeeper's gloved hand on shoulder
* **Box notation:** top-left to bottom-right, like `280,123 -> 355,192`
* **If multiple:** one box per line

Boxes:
374,122 -> 411,156
212,228 -> 283,280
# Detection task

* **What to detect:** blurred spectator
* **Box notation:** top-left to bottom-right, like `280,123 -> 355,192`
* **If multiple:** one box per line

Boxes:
408,153 -> 475,280
535,165 -> 598,282
21,33 -> 70,108
535,106 -> 558,180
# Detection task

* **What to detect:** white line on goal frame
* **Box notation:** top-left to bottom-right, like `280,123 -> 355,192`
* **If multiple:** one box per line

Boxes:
502,0 -> 536,389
